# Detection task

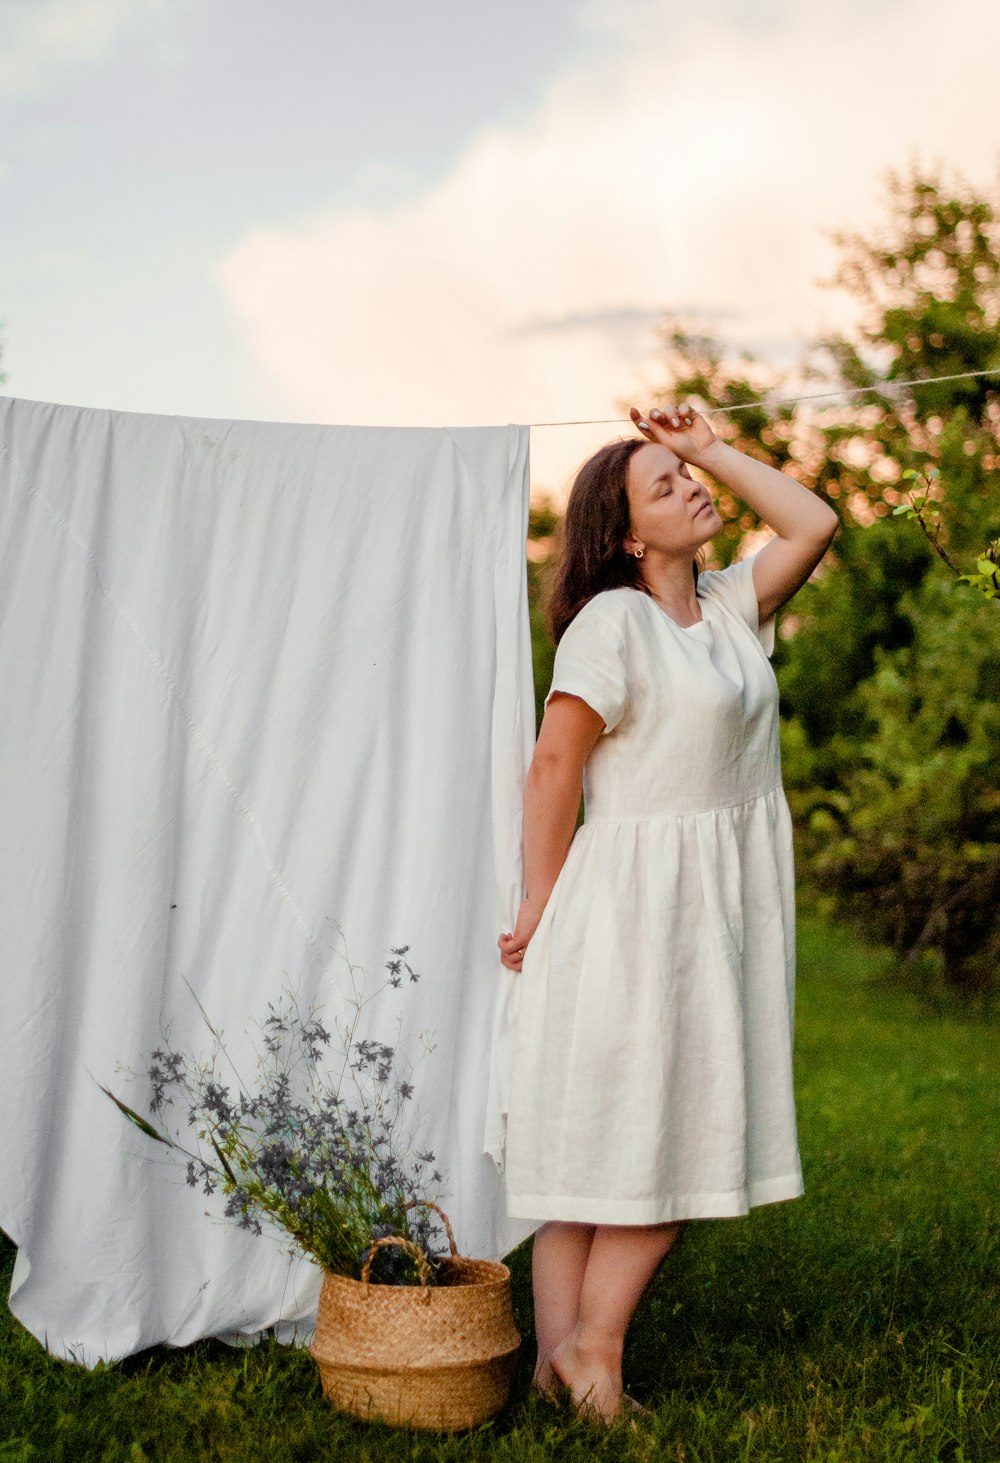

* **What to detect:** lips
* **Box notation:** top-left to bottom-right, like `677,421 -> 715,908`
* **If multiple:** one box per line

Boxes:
695,501 -> 713,517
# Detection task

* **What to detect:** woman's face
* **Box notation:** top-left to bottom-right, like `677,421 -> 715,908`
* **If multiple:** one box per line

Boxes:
623,442 -> 721,558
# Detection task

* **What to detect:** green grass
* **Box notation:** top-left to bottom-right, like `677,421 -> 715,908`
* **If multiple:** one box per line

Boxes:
3,909 -> 999,1462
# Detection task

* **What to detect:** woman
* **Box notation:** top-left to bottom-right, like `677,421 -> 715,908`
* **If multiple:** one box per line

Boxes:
497,401 -> 839,1424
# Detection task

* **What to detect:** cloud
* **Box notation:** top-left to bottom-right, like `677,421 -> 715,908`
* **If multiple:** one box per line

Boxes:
0,0 -> 156,105
507,307 -> 669,339
214,0 -> 1000,498
506,305 -> 740,339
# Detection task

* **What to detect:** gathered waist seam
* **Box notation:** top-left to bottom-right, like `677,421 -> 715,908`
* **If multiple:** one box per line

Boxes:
583,783 -> 786,825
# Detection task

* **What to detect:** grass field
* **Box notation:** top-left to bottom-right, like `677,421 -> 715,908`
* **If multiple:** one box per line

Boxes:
2,909 -> 998,1462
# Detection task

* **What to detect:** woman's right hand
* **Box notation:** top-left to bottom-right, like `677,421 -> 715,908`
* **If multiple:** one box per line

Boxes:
497,898 -> 546,971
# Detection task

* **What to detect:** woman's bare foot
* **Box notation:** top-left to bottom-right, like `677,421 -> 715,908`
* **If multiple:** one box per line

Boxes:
548,1329 -> 623,1423
530,1360 -> 561,1401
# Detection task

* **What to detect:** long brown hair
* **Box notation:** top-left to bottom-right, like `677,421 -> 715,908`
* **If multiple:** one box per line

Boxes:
546,438 -> 700,644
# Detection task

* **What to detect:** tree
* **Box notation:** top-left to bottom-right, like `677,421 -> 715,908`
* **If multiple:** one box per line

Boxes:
793,162 -> 1000,998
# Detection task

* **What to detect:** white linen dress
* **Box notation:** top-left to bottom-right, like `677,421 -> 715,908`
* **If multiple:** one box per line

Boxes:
503,551 -> 804,1225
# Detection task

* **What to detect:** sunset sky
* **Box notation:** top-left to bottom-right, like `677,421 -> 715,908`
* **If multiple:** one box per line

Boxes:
2,0 -> 998,500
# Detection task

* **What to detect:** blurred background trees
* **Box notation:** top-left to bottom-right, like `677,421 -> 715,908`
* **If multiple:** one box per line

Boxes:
527,160 -> 1000,1001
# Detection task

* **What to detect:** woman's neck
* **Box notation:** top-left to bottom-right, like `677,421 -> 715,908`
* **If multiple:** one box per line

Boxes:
639,558 -> 699,617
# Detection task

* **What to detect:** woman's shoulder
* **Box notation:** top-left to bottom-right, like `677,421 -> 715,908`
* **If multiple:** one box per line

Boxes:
558,588 -> 639,653
696,552 -> 760,593
570,586 -> 643,625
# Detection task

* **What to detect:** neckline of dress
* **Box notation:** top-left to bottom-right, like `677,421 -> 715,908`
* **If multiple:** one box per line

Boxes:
643,592 -> 709,633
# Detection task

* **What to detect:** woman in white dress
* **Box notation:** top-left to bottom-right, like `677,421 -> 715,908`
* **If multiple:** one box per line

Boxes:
497,401 -> 839,1424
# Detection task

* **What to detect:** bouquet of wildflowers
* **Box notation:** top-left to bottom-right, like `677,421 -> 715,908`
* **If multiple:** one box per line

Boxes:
103,942 -> 450,1286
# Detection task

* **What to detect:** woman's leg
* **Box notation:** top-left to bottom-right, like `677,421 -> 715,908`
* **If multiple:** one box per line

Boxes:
548,1221 -> 684,1420
530,1220 -> 596,1389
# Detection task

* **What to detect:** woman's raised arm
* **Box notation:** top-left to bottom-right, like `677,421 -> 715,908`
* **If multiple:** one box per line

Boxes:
631,403 -> 840,623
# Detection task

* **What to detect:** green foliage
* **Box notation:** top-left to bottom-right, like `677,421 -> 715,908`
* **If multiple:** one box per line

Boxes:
776,517 -> 932,753
892,465 -> 1000,598
792,575 -> 1000,998
525,493 -> 560,735
788,164 -> 1000,995
525,559 -> 555,737
823,164 -> 1000,422
4,913 -> 999,1460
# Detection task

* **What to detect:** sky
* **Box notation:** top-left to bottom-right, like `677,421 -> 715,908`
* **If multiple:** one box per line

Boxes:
2,0 -> 999,501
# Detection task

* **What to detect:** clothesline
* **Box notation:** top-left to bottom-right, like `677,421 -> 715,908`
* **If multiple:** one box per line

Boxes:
527,368 -> 1000,427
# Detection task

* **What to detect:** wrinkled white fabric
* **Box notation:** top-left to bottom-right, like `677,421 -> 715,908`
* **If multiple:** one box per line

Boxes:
0,394 -> 538,1366
502,556 -> 804,1223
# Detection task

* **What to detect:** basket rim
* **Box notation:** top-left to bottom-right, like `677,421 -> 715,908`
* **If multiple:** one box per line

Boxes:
319,1257 -> 512,1292
309,1346 -> 521,1378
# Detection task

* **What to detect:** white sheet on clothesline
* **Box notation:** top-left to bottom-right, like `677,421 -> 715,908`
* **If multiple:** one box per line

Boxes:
0,394 -> 537,1366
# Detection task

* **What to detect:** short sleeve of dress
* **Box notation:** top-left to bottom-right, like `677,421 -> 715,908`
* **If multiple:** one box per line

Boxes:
698,550 -> 776,658
543,601 -> 629,735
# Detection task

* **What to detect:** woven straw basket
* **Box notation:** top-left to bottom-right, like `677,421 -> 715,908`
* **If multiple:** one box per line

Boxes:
310,1201 -> 521,1431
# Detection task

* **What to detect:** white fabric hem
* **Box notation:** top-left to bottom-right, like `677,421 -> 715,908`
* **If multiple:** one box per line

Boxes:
505,1172 -> 804,1225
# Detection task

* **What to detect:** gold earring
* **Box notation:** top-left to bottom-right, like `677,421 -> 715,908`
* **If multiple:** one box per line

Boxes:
634,548 -> 644,559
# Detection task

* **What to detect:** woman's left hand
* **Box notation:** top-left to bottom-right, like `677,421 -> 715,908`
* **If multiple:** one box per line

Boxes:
629,403 -> 718,465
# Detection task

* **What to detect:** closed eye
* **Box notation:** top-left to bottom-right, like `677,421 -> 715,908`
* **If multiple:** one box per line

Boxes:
652,467 -> 690,497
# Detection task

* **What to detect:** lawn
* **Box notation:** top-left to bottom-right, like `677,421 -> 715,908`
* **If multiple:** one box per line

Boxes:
2,909 -> 998,1462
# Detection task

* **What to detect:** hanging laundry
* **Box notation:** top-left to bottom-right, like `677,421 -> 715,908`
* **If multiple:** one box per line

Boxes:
0,394 -> 537,1366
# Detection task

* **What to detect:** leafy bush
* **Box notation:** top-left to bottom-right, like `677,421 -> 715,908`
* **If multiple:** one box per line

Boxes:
786,569 -> 1000,996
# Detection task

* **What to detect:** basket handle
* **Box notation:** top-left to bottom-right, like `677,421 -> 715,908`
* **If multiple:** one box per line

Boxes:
360,1235 -> 433,1302
401,1199 -> 459,1257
